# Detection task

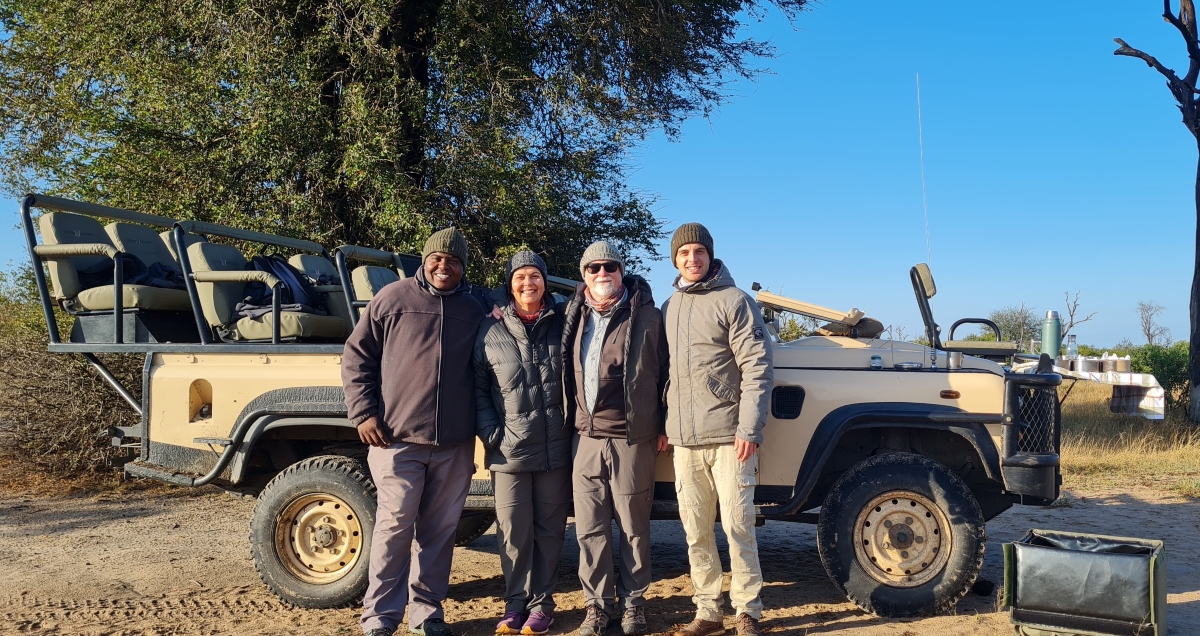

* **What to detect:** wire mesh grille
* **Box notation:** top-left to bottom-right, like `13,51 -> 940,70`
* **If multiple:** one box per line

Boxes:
1017,387 -> 1057,453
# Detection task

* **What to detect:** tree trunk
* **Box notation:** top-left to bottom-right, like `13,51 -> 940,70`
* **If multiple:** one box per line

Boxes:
1191,148 -> 1200,422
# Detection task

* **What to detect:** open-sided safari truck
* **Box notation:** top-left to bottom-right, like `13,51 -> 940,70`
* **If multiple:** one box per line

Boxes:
22,194 -> 1063,618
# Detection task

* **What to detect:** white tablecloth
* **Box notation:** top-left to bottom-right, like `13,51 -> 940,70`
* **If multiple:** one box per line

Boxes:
1011,363 -> 1164,420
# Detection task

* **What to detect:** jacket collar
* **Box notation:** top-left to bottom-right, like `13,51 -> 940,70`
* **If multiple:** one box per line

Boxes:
416,268 -> 470,297
673,259 -> 733,293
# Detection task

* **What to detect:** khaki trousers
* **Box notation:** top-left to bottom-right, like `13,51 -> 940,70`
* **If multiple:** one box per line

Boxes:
572,435 -> 656,613
673,444 -> 763,622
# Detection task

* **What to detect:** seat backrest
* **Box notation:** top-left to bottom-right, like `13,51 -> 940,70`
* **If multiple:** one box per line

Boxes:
288,254 -> 339,283
189,242 -> 247,327
352,266 -> 400,301
38,212 -> 116,299
161,230 -> 207,261
106,222 -> 176,269
909,263 -> 941,348
913,263 -> 936,298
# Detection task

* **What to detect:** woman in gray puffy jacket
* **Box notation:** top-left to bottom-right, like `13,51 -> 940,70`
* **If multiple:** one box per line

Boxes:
473,250 -> 572,635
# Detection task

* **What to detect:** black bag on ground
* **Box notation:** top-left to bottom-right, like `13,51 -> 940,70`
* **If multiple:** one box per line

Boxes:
1002,529 -> 1166,636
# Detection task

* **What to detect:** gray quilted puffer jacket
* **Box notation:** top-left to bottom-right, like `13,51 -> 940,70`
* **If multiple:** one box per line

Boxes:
473,302 -> 571,473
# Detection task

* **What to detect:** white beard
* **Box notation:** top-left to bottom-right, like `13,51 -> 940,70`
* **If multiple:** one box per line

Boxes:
590,280 -> 617,299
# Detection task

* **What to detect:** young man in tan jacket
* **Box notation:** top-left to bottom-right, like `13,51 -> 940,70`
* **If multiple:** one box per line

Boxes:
661,223 -> 773,636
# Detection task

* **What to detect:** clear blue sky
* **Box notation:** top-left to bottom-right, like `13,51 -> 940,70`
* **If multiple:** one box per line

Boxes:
626,1 -> 1195,347
1,2 -> 1193,346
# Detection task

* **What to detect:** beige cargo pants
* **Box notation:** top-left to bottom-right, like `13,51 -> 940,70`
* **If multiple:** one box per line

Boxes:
673,443 -> 763,622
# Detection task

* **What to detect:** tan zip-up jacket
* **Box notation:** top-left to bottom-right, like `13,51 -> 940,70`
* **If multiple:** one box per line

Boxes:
662,261 -> 773,446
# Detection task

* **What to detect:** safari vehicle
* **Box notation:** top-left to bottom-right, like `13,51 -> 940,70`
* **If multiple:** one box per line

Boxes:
21,193 -> 1063,618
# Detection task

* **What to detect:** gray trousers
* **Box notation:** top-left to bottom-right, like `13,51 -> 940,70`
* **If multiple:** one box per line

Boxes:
361,440 -> 474,634
572,435 -> 656,613
493,467 -> 571,613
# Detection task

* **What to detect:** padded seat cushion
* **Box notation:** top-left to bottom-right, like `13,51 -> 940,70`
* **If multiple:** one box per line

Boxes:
229,312 -> 345,341
188,242 -> 248,327
288,255 -> 352,338
106,223 -> 177,269
944,340 -> 1019,353
73,285 -> 193,311
352,265 -> 399,300
161,230 -> 207,261
38,212 -> 114,299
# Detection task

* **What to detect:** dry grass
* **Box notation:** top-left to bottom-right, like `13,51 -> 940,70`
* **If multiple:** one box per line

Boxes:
1059,380 -> 1200,497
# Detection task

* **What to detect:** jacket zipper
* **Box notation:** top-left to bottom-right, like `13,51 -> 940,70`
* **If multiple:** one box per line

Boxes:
434,295 -> 444,445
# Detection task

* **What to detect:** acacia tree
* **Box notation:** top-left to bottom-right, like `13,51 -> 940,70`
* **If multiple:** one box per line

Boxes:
0,0 -> 807,284
1115,0 -> 1200,420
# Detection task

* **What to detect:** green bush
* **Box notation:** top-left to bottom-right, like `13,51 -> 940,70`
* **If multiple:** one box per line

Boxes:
1130,342 -> 1190,412
0,266 -> 141,477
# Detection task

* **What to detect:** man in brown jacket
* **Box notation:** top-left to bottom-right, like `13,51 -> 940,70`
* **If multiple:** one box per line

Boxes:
342,227 -> 491,636
662,223 -> 773,636
561,241 -> 669,636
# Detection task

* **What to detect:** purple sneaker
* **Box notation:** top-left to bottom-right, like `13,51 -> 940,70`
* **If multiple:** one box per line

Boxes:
520,611 -> 554,635
496,611 -> 527,635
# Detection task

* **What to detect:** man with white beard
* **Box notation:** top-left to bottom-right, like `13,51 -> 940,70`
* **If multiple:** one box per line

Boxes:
561,241 -> 670,636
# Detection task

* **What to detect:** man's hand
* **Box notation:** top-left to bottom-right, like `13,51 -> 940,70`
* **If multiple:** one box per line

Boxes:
734,437 -> 758,462
488,305 -> 504,320
357,416 -> 391,448
656,434 -> 670,453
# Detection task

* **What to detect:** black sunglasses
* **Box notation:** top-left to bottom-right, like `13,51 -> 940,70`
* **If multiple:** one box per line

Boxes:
585,262 -> 620,274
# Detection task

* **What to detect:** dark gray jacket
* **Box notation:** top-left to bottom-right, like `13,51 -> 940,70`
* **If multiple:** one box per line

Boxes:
562,275 -> 668,446
473,302 -> 571,473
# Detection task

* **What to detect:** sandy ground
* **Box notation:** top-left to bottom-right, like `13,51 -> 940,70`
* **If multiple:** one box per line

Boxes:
1,486 -> 1197,635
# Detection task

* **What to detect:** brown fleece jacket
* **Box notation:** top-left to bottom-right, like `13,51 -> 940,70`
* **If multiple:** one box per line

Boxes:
341,275 -> 487,446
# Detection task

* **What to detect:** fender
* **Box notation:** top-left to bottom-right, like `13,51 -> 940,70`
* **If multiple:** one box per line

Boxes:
228,386 -> 352,483
767,402 -> 1004,517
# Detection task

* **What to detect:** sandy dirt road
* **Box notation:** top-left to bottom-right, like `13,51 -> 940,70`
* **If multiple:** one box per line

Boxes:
1,485 -> 1197,635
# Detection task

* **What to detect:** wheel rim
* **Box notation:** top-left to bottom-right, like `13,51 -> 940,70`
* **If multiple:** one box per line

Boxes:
852,490 -> 952,588
275,493 -> 364,584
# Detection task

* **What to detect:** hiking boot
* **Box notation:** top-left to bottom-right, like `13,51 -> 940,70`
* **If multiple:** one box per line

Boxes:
670,618 -> 725,636
576,604 -> 609,636
496,611 -> 527,635
621,606 -> 647,635
366,629 -> 396,636
734,614 -> 760,636
410,618 -> 454,636
520,611 -> 554,635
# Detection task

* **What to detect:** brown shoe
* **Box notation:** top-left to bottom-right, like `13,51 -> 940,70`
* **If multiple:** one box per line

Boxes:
734,614 -> 759,636
671,618 -> 725,636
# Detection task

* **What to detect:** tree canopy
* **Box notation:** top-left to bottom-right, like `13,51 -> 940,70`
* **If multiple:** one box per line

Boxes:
0,0 -> 806,283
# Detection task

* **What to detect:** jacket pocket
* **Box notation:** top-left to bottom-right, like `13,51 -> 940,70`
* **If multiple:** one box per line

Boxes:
705,374 -> 739,403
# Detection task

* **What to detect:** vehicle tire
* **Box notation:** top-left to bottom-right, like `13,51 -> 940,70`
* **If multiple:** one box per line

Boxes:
250,455 -> 376,609
816,452 -> 986,618
455,511 -> 496,546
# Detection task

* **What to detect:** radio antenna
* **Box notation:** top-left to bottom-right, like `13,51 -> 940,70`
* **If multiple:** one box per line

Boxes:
916,73 -> 931,266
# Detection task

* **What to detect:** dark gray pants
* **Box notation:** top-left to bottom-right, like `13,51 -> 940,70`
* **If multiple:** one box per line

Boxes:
493,466 -> 571,614
572,435 -> 656,614
361,440 -> 474,634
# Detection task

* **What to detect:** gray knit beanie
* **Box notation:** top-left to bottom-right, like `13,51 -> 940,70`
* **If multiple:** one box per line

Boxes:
670,222 -> 714,260
422,227 -> 469,268
579,241 -> 625,277
507,250 -> 548,283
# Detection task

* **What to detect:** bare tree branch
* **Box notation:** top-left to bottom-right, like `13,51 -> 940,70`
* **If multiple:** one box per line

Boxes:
1114,38 -> 1187,84
1061,291 -> 1097,338
1163,0 -> 1200,83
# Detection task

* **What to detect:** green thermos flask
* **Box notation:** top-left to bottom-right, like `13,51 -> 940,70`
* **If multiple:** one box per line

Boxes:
1041,311 -> 1062,358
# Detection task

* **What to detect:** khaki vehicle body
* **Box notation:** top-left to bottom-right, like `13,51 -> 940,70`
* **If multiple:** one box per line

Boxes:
144,336 -> 1009,504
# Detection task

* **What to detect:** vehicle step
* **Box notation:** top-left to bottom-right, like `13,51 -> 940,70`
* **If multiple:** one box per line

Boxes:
193,437 -> 233,446
124,460 -> 203,485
